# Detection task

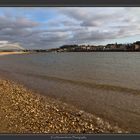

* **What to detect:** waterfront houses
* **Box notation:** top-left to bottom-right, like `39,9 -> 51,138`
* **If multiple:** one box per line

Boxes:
53,41 -> 140,52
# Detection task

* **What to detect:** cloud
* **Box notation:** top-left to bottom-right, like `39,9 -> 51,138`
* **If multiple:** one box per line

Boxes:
55,8 -> 140,44
0,7 -> 140,49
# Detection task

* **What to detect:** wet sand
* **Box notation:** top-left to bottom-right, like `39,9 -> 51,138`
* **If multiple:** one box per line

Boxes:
0,78 -> 126,133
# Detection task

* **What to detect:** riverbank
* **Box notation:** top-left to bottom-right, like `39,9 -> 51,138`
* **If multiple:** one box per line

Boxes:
0,52 -> 27,56
0,78 -> 126,133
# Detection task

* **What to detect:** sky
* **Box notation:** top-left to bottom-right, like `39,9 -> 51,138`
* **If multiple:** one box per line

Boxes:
0,7 -> 140,49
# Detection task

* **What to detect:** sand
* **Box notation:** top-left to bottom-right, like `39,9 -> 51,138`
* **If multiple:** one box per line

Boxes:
0,52 -> 26,56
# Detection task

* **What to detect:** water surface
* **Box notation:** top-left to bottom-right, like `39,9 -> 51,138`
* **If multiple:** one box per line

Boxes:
0,52 -> 140,132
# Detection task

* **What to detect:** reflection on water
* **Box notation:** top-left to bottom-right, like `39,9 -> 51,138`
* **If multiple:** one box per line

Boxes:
0,52 -> 140,132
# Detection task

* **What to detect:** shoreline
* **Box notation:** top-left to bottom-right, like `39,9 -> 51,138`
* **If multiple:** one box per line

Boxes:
0,52 -> 28,56
0,78 -> 126,133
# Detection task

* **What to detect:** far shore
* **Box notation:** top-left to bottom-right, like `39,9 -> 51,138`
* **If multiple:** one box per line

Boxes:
0,51 -> 28,56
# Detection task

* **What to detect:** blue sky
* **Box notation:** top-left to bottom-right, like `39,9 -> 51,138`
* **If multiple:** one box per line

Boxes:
0,7 -> 140,49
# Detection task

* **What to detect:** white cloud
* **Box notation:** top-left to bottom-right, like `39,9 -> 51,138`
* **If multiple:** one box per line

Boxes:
0,7 -> 140,49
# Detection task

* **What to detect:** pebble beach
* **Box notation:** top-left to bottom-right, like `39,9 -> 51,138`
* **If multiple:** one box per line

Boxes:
0,78 -> 127,133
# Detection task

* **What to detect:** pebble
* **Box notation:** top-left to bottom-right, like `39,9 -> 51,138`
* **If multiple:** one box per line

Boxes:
0,79 -> 127,133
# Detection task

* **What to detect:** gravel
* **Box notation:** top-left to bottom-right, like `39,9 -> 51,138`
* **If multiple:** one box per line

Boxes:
0,79 -> 127,133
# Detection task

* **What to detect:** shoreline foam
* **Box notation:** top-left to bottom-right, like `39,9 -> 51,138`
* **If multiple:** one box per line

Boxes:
0,78 -> 126,133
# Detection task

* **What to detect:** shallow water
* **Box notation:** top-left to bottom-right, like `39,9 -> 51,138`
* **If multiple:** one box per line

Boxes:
0,52 -> 140,132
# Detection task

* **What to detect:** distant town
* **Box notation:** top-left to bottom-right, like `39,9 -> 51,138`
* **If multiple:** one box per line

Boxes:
1,41 -> 140,53
23,41 -> 140,53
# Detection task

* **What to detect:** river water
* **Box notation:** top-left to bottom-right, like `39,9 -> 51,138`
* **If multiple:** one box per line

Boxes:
0,52 -> 140,132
